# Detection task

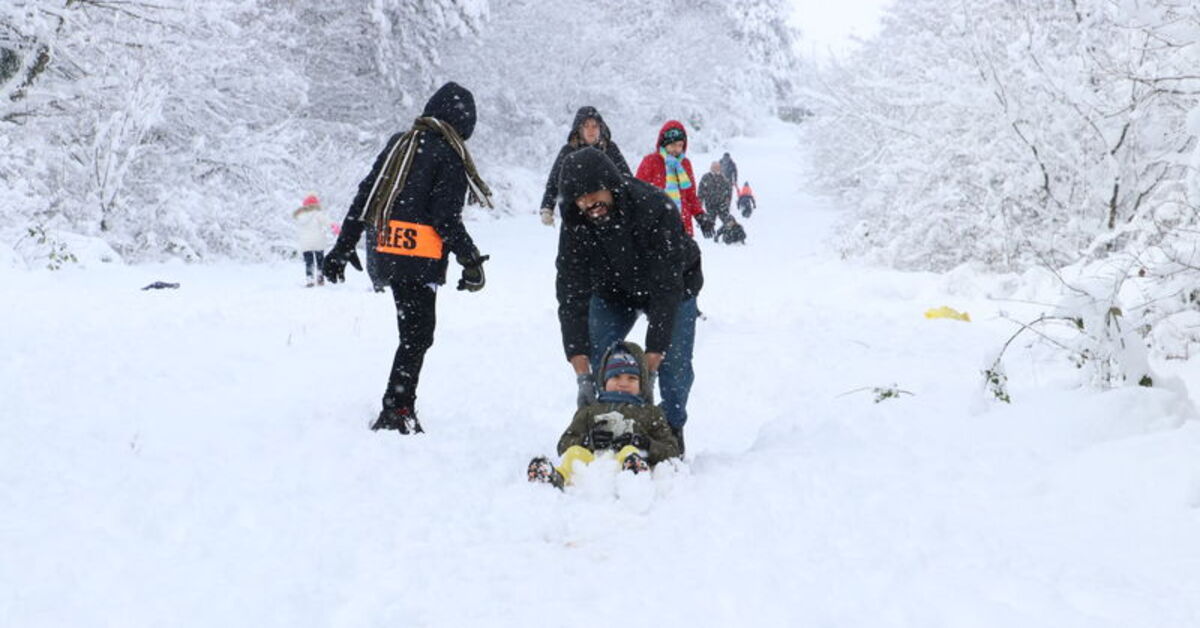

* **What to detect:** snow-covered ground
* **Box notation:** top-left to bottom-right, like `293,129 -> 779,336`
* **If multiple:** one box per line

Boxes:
4,123 -> 1200,627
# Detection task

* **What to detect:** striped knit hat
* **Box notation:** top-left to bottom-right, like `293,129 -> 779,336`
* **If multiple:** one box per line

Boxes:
603,350 -> 640,382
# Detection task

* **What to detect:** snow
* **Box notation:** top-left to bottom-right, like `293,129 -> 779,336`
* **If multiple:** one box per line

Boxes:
4,122 -> 1200,627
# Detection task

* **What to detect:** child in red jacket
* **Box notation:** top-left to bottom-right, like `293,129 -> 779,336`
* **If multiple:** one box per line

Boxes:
635,120 -> 706,237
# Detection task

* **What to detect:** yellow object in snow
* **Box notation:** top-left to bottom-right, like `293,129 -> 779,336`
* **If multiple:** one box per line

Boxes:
557,445 -> 595,484
556,445 -> 643,485
924,306 -> 971,322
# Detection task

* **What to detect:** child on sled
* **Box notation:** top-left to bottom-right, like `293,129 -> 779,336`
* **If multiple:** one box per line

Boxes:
528,341 -> 681,489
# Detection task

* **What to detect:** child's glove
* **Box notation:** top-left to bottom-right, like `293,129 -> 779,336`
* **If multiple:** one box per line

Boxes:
613,432 -> 650,451
575,373 -> 596,407
588,428 -> 613,450
455,249 -> 489,292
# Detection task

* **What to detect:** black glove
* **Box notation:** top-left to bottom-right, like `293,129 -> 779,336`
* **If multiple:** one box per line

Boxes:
576,373 -> 597,408
698,214 -> 715,239
322,246 -> 363,284
588,428 -> 613,450
455,249 -> 489,292
613,432 -> 651,451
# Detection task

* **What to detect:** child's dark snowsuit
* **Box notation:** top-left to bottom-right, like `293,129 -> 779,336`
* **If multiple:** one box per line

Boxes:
533,341 -> 681,487
715,218 -> 746,245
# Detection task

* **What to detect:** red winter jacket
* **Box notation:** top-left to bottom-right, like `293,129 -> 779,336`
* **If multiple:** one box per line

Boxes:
635,120 -> 705,237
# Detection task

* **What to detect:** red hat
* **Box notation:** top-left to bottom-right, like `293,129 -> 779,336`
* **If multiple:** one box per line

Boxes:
302,195 -> 320,207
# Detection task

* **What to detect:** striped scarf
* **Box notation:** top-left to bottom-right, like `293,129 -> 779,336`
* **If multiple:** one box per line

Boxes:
362,116 -> 493,233
659,147 -> 692,209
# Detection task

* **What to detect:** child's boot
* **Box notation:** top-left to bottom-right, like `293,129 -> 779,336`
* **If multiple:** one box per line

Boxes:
527,456 -> 564,489
620,451 -> 650,474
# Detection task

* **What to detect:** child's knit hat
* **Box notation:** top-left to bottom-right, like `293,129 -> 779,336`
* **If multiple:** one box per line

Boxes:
603,350 -> 640,381
302,194 -> 320,207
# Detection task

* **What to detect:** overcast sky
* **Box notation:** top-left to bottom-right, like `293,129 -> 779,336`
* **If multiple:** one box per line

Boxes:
789,0 -> 893,59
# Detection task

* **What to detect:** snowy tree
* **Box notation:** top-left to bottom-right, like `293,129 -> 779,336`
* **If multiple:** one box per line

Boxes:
801,0 -> 1200,381
436,0 -> 798,209
803,0 -> 1200,273
1,0 -> 796,264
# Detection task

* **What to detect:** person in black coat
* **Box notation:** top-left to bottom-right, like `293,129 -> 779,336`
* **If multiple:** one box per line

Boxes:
697,161 -> 732,238
555,147 -> 703,453
719,152 -> 738,192
539,106 -> 631,227
323,81 -> 492,434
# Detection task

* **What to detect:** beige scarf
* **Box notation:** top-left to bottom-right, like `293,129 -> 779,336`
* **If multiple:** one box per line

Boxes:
362,117 -> 493,233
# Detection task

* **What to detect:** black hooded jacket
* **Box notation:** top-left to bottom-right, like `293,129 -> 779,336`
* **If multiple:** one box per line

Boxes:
698,171 -> 732,218
540,107 -> 632,212
719,153 -> 738,187
336,82 -> 479,285
555,148 -> 703,358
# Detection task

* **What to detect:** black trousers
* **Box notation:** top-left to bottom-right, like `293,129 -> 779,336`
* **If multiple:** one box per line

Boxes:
382,280 -> 438,412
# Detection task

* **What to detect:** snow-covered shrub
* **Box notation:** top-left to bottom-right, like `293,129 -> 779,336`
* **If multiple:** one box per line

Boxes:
986,253 -> 1166,399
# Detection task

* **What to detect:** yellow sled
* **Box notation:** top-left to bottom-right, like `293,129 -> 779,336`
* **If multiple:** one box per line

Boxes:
924,305 -> 971,322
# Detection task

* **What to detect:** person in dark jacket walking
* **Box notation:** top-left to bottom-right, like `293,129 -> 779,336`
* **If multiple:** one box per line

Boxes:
697,161 -> 732,238
719,152 -> 738,192
556,147 -> 703,453
323,81 -> 493,434
539,106 -> 631,227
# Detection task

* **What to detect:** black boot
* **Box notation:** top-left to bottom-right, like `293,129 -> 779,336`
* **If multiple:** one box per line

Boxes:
371,407 -> 424,434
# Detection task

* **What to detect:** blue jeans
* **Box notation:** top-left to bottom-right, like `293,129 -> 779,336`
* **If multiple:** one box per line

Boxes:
302,250 -> 325,279
588,295 -> 698,429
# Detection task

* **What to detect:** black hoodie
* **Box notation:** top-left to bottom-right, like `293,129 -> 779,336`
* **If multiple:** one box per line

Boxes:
555,148 -> 703,358
337,82 -> 479,285
540,106 -> 632,212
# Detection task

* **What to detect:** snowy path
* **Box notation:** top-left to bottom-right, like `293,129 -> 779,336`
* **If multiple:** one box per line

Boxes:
4,123 -> 1200,627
